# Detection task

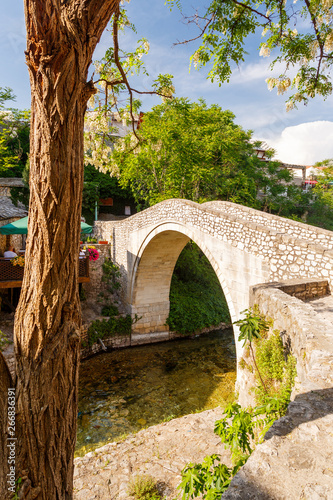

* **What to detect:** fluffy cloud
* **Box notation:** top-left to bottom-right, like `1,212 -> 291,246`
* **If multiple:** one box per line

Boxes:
261,121 -> 333,165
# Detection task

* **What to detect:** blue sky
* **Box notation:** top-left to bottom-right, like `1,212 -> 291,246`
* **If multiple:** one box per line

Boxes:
1,0 -> 333,165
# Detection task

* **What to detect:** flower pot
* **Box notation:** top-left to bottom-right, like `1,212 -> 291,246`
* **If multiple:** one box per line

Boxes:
98,241 -> 108,244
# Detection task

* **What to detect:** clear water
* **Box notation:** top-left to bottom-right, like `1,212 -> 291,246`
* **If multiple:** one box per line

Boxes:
76,328 -> 236,457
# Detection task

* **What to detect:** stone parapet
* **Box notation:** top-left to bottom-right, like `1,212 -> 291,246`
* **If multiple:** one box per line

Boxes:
223,281 -> 333,499
204,200 -> 333,249
94,199 -> 333,292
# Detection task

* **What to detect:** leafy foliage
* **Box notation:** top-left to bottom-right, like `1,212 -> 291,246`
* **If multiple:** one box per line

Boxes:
101,303 -> 120,317
115,98 -> 293,210
179,310 -> 296,499
102,258 -> 122,294
214,403 -> 255,456
179,454 -> 242,499
0,87 -> 30,177
235,308 -> 269,347
84,5 -> 175,176
306,162 -> 333,230
167,0 -> 333,109
254,330 -> 297,406
85,315 -> 133,346
167,242 -> 231,334
234,308 -> 270,393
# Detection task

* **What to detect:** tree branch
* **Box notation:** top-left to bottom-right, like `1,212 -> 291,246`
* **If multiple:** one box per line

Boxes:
112,4 -> 140,142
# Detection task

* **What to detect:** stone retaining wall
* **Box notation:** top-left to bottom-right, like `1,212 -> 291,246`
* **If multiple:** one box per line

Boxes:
82,244 -> 111,302
223,280 -> 333,499
80,322 -> 230,360
259,277 -> 329,302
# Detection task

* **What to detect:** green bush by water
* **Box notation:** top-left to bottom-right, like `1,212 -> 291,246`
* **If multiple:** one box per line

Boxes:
84,315 -> 133,346
254,329 -> 297,406
167,243 -> 231,334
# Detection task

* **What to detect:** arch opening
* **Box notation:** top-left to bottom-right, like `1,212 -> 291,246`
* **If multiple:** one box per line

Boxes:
168,241 -> 231,335
129,226 -> 237,339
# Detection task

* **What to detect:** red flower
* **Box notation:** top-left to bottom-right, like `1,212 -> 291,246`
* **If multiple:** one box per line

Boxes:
88,248 -> 99,261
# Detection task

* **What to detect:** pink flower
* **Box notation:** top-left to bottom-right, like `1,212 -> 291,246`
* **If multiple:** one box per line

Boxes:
88,248 -> 99,261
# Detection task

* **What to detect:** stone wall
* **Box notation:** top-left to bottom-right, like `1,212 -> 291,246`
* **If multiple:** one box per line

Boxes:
204,200 -> 333,249
83,243 -> 111,303
258,277 -> 329,301
223,280 -> 333,499
94,199 -> 333,293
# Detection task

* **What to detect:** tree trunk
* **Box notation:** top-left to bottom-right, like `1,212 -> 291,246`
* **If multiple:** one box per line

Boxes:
0,2 -> 119,499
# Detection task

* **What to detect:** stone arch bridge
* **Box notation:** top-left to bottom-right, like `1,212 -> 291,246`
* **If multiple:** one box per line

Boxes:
94,199 -> 333,364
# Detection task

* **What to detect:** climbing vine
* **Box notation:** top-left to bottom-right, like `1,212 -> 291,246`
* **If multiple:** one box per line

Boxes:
102,258 -> 122,294
82,258 -> 140,347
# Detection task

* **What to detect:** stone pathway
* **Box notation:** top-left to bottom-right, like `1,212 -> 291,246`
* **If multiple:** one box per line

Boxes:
74,408 -> 231,500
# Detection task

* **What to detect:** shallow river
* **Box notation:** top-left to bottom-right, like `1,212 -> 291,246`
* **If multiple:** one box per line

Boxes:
76,328 -> 236,457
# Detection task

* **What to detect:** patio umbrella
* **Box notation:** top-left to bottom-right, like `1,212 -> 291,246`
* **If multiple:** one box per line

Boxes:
0,216 -> 93,235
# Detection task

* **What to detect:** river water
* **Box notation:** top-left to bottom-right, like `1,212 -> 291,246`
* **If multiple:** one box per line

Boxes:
76,328 -> 236,457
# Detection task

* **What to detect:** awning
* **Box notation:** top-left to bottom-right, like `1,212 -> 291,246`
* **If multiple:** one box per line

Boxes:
0,216 -> 93,235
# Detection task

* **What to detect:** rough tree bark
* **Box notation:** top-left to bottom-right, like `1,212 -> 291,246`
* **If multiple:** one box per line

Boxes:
0,1 -> 120,499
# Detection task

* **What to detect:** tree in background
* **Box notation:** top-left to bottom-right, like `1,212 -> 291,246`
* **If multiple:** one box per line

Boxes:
0,87 -> 30,177
111,97 -> 303,215
307,160 -> 333,229
168,242 -> 231,334
168,0 -> 333,109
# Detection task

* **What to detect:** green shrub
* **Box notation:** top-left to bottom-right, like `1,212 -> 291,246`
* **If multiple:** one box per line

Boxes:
102,259 -> 121,293
101,303 -> 119,317
86,315 -> 132,346
127,475 -> 161,500
254,330 -> 297,405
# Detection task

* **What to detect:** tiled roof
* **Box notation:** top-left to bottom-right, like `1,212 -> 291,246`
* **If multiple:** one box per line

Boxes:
283,163 -> 307,170
0,197 -> 27,220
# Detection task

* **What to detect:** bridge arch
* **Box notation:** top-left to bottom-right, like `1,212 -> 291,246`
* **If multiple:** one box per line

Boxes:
129,222 -> 237,336
94,198 -> 333,392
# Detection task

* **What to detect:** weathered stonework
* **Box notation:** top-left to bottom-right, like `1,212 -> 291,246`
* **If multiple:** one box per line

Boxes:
223,280 -> 333,499
83,244 -> 111,302
93,199 -> 333,391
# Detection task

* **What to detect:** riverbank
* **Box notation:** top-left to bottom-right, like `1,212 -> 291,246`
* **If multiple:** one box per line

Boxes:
74,407 -> 231,500
0,310 -> 231,376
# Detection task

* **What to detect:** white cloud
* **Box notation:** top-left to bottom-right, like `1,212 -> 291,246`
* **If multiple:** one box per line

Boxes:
230,61 -> 276,84
259,121 -> 333,165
